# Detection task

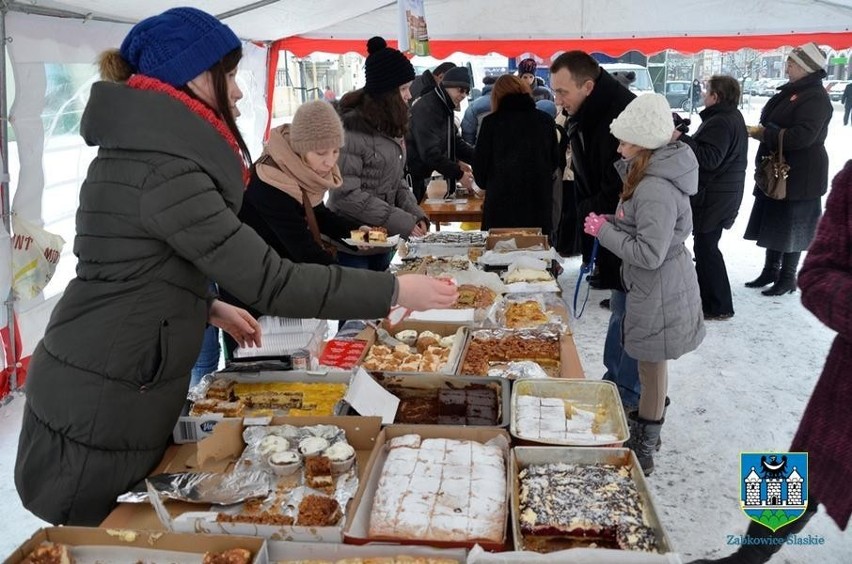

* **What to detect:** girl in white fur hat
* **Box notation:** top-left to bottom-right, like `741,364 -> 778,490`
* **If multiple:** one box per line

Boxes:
584,93 -> 705,475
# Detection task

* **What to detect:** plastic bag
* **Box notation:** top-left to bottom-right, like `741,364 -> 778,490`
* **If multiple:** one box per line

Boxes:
11,215 -> 65,300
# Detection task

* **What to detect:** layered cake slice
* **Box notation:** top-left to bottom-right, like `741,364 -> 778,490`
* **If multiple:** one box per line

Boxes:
518,462 -> 658,552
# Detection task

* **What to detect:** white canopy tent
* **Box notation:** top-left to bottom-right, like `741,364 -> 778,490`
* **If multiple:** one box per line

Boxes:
0,0 -> 851,398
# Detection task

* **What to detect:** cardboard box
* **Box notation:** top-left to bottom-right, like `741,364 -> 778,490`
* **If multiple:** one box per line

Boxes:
486,231 -> 549,251
344,425 -> 512,551
173,370 -> 355,444
268,541 -> 466,562
510,447 -> 674,556
488,228 -> 542,235
318,326 -> 377,371
457,329 -> 585,379
4,527 -> 268,564
105,416 -> 382,542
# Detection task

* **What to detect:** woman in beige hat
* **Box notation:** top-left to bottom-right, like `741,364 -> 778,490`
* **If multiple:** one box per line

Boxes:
218,100 -> 377,352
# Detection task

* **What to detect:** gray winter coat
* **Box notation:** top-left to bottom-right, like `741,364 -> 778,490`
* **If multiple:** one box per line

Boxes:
15,81 -> 397,526
329,108 -> 426,237
597,143 -> 705,362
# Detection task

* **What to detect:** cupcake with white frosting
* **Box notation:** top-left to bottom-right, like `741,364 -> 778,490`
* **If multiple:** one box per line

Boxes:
258,435 -> 290,457
323,441 -> 356,473
299,436 -> 330,459
268,450 -> 301,476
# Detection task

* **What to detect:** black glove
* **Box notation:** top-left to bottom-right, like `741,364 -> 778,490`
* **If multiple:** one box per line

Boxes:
672,112 -> 691,134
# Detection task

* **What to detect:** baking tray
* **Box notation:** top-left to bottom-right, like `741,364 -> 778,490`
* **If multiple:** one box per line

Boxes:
510,379 -> 629,446
456,327 -> 563,378
510,446 -> 674,554
355,372 -> 510,427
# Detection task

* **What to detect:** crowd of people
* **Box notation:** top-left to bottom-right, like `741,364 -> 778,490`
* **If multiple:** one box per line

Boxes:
10,7 -> 848,562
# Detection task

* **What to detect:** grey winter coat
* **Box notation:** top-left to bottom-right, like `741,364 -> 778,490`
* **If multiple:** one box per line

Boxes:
597,143 -> 706,362
15,81 -> 397,526
329,107 -> 427,237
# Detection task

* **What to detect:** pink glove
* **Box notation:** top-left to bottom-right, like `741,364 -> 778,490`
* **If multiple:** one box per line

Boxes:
583,212 -> 607,237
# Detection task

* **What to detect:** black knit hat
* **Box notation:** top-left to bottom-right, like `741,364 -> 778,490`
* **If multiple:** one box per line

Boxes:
441,67 -> 471,89
364,36 -> 415,95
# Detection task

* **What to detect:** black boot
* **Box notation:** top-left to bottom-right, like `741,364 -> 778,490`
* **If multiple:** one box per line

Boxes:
745,249 -> 782,288
762,252 -> 800,296
656,397 -> 670,452
689,501 -> 818,563
626,397 -> 669,451
626,415 -> 663,476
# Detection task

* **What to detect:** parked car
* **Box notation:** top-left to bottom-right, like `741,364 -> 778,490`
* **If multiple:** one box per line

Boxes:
826,80 -> 851,101
664,80 -> 697,111
759,78 -> 787,97
600,63 -> 655,94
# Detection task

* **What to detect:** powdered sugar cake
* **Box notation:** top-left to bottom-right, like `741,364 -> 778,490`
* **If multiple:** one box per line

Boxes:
368,434 -> 506,543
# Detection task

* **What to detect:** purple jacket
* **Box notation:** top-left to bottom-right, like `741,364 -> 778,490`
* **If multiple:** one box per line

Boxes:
791,159 -> 852,530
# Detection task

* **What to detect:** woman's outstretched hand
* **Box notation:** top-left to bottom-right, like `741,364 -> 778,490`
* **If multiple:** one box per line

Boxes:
209,299 -> 262,348
396,275 -> 458,311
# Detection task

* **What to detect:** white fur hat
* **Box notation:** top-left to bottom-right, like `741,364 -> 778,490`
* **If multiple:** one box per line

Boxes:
610,93 -> 674,150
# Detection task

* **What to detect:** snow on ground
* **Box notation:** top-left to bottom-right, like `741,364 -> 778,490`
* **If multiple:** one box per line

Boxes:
0,98 -> 850,561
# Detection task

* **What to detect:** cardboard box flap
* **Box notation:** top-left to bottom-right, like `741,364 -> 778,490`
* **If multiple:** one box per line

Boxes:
344,368 -> 400,424
197,419 -> 245,469
4,527 -> 267,564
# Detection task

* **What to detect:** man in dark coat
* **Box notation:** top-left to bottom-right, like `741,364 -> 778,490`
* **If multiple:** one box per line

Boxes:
409,61 -> 456,104
842,81 -> 852,126
677,75 -> 748,319
550,51 -> 639,410
406,66 -> 476,202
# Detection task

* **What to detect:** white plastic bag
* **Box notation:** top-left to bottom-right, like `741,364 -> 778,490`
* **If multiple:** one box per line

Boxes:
11,215 -> 65,300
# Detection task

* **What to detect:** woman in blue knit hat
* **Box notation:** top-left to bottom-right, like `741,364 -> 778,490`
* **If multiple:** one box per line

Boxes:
14,8 -> 457,526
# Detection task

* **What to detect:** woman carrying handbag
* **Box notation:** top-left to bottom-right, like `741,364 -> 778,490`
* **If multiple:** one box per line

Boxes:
743,42 -> 833,296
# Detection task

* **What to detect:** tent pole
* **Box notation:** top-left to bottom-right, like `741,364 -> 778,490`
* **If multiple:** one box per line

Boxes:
0,3 -> 18,395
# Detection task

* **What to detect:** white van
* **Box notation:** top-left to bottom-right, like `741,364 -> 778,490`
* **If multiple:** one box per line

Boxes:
600,63 -> 654,94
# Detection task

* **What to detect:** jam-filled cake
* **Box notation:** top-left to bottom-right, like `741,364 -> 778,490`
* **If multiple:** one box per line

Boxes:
518,462 -> 658,553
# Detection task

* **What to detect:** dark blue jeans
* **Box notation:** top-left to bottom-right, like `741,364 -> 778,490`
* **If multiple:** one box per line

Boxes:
602,290 -> 640,410
191,323 -> 220,387
336,250 -> 395,272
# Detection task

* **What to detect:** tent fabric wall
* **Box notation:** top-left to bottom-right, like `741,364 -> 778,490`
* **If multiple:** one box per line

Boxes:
278,32 -> 852,59
5,13 -> 130,373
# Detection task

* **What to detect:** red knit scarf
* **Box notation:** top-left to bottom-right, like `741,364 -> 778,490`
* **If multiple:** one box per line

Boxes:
127,74 -> 249,183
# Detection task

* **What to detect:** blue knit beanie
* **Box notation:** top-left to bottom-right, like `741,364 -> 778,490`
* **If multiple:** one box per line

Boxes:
120,7 -> 241,87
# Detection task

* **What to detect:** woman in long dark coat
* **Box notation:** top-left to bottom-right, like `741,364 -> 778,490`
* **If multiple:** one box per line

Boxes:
743,42 -> 832,296
473,74 -> 559,234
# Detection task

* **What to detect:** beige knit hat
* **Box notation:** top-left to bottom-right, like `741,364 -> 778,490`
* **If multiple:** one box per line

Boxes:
610,93 -> 674,150
788,42 -> 827,74
289,101 -> 344,155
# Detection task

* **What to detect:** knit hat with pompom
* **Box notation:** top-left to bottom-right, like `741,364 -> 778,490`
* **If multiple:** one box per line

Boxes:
364,36 -> 415,95
289,100 -> 344,155
119,7 -> 240,87
610,93 -> 674,150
